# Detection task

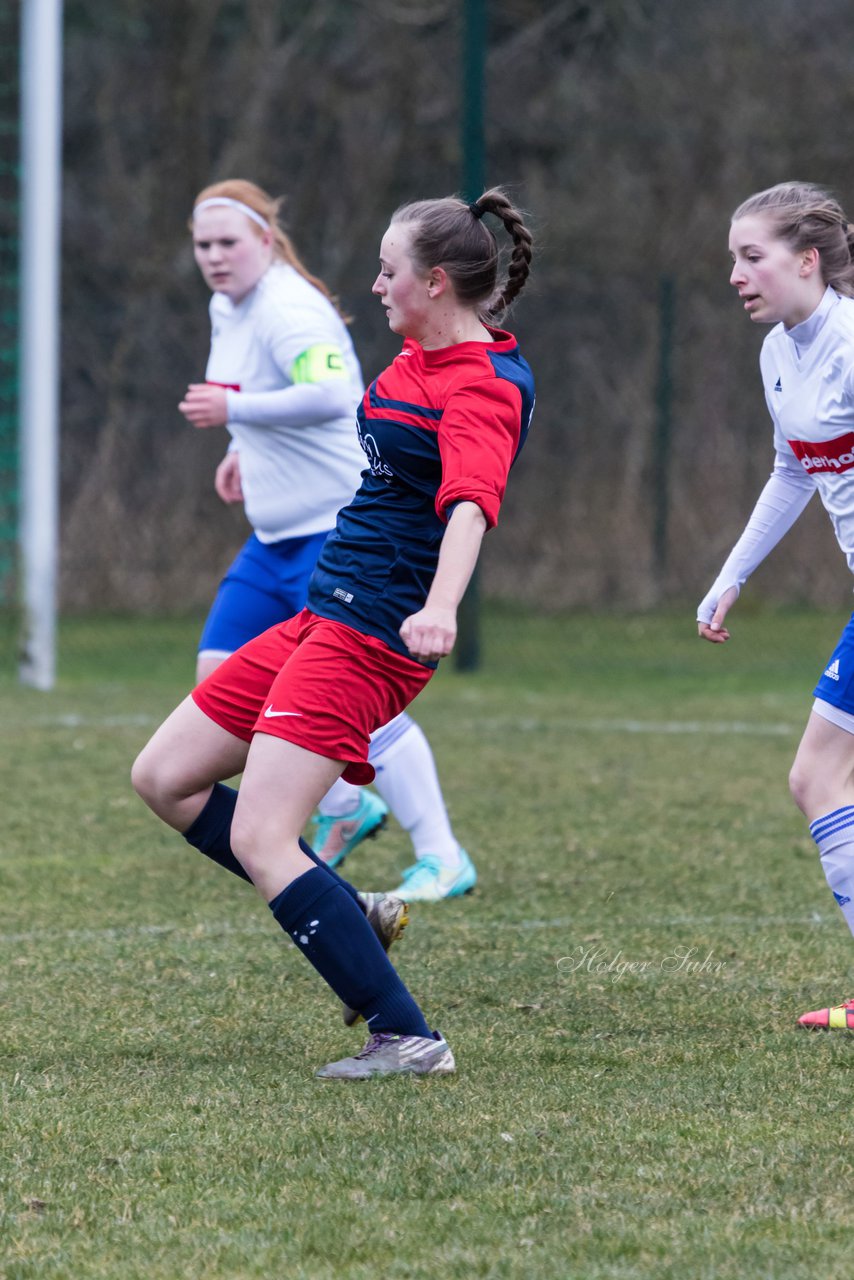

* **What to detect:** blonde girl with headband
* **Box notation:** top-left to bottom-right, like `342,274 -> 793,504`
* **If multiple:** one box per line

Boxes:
179,179 -> 476,904
133,185 -> 535,1079
698,181 -> 854,1031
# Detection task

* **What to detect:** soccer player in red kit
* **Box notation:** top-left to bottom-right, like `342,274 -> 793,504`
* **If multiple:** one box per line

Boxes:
132,188 -> 535,1079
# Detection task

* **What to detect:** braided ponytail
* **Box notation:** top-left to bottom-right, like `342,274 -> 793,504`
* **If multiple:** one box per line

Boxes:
391,187 -> 534,320
473,188 -> 534,314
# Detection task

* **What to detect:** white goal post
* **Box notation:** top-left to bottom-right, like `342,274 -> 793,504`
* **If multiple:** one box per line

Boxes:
18,0 -> 62,689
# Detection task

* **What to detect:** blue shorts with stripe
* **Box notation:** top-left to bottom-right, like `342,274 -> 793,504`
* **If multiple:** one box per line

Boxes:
813,610 -> 854,715
199,529 -> 331,657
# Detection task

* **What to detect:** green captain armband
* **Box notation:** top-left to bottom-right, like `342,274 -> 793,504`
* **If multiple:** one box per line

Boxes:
291,344 -> 347,384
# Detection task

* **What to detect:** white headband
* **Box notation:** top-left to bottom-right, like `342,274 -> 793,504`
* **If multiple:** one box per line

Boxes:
193,197 -> 271,231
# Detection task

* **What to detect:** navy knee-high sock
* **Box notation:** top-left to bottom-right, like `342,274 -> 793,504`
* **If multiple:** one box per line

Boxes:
182,783 -> 361,904
182,783 -> 252,882
270,868 -> 431,1038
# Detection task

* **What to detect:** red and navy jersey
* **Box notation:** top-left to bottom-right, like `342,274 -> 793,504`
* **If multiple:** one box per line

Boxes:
307,326 -> 535,661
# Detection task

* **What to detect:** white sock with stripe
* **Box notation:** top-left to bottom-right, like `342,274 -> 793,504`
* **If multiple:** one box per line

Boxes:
811,806 -> 854,936
369,713 -> 463,867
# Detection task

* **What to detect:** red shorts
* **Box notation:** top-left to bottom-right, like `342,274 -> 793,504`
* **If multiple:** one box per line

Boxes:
191,609 -> 433,784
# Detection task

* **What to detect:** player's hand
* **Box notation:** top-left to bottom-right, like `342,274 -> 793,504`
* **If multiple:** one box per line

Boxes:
400,606 -> 457,662
215,452 -> 243,504
178,383 -> 228,428
697,585 -> 739,644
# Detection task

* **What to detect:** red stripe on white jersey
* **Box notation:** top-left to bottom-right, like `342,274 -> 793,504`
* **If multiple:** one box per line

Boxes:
788,431 -> 854,474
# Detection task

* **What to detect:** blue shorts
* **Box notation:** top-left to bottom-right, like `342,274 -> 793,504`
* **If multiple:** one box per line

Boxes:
199,530 -> 331,657
813,610 -> 854,714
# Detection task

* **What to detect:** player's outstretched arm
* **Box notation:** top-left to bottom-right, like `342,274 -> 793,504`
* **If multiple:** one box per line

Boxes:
697,585 -> 739,644
400,501 -> 487,663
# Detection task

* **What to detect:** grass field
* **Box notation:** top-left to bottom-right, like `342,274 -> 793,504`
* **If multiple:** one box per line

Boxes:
3,603 -> 854,1279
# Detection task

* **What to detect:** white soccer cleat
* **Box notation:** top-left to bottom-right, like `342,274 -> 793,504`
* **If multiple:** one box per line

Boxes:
316,1031 -> 455,1080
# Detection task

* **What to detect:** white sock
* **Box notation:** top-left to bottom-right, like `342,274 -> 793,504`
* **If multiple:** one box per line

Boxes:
317,776 -> 362,818
368,713 -> 462,867
811,807 -> 854,936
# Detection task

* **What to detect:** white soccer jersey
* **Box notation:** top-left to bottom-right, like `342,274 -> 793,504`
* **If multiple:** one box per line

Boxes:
205,262 -> 367,541
762,287 -> 854,570
698,288 -> 854,622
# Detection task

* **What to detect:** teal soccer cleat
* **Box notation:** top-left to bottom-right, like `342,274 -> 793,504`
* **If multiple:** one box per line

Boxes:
393,850 -> 477,902
311,790 -> 388,869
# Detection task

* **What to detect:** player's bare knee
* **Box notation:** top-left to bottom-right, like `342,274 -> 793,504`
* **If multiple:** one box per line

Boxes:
229,806 -> 260,872
130,745 -> 158,806
131,743 -> 182,814
788,760 -> 812,814
231,807 -> 305,881
788,758 -> 842,818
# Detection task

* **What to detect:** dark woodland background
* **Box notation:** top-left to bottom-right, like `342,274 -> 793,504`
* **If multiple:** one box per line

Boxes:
51,0 -> 854,614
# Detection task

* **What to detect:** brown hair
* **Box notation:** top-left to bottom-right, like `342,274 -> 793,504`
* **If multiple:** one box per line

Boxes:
390,186 -> 533,319
732,181 -> 854,298
191,179 -> 348,318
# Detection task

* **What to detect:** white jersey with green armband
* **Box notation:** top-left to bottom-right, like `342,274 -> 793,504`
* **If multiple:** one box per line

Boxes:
205,261 -> 366,542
